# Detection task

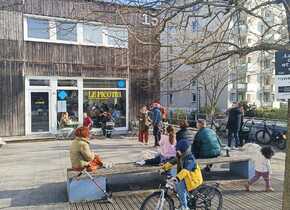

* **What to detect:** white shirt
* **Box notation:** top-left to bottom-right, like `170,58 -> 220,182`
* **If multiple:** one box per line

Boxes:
253,152 -> 271,173
242,143 -> 271,173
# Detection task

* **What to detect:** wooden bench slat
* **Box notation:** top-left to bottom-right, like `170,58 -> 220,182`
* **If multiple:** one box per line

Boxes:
67,155 -> 252,179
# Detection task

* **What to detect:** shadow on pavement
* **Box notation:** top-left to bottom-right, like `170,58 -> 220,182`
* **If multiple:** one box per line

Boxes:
0,182 -> 67,207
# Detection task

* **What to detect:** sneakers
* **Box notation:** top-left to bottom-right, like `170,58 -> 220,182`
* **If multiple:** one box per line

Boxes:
135,160 -> 146,166
244,183 -> 250,191
104,162 -> 113,169
176,207 -> 190,210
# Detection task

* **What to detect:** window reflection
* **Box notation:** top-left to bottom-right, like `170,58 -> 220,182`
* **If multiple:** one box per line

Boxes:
57,90 -> 78,128
83,90 -> 126,128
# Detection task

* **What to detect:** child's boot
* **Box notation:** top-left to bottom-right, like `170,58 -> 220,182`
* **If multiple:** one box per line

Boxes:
266,187 -> 274,192
244,183 -> 250,191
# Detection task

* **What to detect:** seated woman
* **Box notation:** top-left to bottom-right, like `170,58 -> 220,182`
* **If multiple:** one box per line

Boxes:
136,125 -> 176,166
192,119 -> 221,172
69,126 -> 103,172
59,112 -> 70,128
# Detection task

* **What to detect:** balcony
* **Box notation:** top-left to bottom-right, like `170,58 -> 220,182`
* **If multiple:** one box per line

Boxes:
237,63 -> 248,72
263,85 -> 273,92
237,83 -> 247,91
234,24 -> 248,36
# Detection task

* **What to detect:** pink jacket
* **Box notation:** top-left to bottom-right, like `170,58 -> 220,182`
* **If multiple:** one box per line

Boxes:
159,134 -> 176,158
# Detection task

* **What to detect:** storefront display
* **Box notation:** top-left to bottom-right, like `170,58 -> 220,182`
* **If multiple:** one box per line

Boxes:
83,90 -> 126,128
25,77 -> 128,135
57,89 -> 78,127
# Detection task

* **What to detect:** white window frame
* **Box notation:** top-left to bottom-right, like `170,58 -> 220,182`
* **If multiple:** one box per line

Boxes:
23,14 -> 128,49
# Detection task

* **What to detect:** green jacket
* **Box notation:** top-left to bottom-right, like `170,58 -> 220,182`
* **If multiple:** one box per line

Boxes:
192,128 -> 221,159
69,137 -> 94,169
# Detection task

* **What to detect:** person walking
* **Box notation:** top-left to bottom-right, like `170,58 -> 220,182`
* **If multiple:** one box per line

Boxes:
245,146 -> 275,192
226,102 -> 242,149
151,103 -> 162,147
138,106 -> 151,145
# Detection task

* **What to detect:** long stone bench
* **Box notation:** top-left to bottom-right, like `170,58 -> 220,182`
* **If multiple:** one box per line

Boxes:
67,154 -> 253,203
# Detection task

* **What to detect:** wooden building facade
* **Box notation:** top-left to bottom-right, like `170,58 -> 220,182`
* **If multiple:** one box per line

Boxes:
0,0 -> 160,136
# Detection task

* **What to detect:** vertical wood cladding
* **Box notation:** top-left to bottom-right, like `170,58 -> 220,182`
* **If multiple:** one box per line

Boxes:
0,61 -> 25,136
0,0 -> 160,136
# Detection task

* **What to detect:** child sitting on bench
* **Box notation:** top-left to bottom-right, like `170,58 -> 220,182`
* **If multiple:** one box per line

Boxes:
136,125 -> 176,166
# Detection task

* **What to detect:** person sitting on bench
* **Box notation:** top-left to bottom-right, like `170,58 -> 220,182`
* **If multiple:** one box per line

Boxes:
192,119 -> 221,171
70,126 -> 103,172
136,125 -> 176,166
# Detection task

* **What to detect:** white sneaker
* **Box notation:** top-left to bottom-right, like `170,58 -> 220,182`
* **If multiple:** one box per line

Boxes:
135,160 -> 146,166
230,146 -> 236,150
176,207 -> 190,210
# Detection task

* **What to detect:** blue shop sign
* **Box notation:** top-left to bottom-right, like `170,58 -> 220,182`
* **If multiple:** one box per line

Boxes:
117,80 -> 126,88
58,90 -> 68,100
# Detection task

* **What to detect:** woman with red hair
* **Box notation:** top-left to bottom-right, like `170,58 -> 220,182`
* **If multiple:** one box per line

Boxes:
69,126 -> 103,172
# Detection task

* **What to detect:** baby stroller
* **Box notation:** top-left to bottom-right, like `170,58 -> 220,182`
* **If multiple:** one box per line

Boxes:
239,119 -> 255,146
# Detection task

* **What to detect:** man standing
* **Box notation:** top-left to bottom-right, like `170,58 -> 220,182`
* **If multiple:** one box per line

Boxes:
151,103 -> 162,147
226,102 -> 242,149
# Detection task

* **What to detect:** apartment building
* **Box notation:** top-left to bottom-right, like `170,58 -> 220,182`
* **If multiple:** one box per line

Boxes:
161,1 -> 286,118
227,2 -> 286,108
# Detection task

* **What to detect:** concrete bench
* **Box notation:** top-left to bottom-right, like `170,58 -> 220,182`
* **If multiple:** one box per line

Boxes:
67,154 -> 253,203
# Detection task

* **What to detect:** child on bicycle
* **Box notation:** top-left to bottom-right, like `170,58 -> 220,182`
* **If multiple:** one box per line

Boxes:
162,139 -> 203,210
245,146 -> 275,192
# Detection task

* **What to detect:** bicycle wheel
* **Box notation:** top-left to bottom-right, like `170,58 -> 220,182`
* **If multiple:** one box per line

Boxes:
255,130 -> 271,145
276,138 -> 287,150
140,191 -> 175,210
190,185 -> 223,210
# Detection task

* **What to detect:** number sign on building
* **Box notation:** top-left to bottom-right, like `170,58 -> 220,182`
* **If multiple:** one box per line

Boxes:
275,50 -> 290,99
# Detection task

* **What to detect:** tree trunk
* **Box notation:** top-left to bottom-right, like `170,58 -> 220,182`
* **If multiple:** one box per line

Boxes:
283,99 -> 290,210
283,1 -> 290,209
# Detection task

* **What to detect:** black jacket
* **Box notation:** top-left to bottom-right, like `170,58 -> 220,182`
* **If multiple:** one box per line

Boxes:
227,107 -> 242,132
176,128 -> 194,144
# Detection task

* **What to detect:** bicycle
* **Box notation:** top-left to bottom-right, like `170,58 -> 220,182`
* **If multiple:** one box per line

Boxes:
211,119 -> 227,140
255,120 -> 287,150
140,171 -> 223,210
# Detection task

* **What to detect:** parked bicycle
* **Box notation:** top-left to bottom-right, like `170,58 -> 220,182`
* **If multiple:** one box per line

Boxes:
140,171 -> 223,210
211,119 -> 227,140
255,120 -> 287,150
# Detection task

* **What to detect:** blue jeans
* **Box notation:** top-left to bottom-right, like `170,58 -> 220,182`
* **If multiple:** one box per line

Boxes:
176,180 -> 188,208
228,130 -> 240,147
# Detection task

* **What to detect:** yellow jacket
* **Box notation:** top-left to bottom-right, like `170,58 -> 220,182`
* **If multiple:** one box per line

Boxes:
163,151 -> 203,191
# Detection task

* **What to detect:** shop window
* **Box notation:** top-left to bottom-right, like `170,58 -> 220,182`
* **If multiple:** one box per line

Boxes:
57,80 -> 78,87
83,79 -> 126,89
29,79 -> 50,86
83,90 -> 126,128
57,90 -> 79,127
27,17 -> 49,39
56,21 -> 77,41
106,28 -> 128,48
83,24 -> 103,45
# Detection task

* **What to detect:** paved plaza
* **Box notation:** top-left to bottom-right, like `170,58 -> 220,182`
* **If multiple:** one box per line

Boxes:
0,137 -> 286,210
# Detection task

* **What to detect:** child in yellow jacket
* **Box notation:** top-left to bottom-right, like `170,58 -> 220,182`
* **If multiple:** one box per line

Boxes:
163,139 -> 203,210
